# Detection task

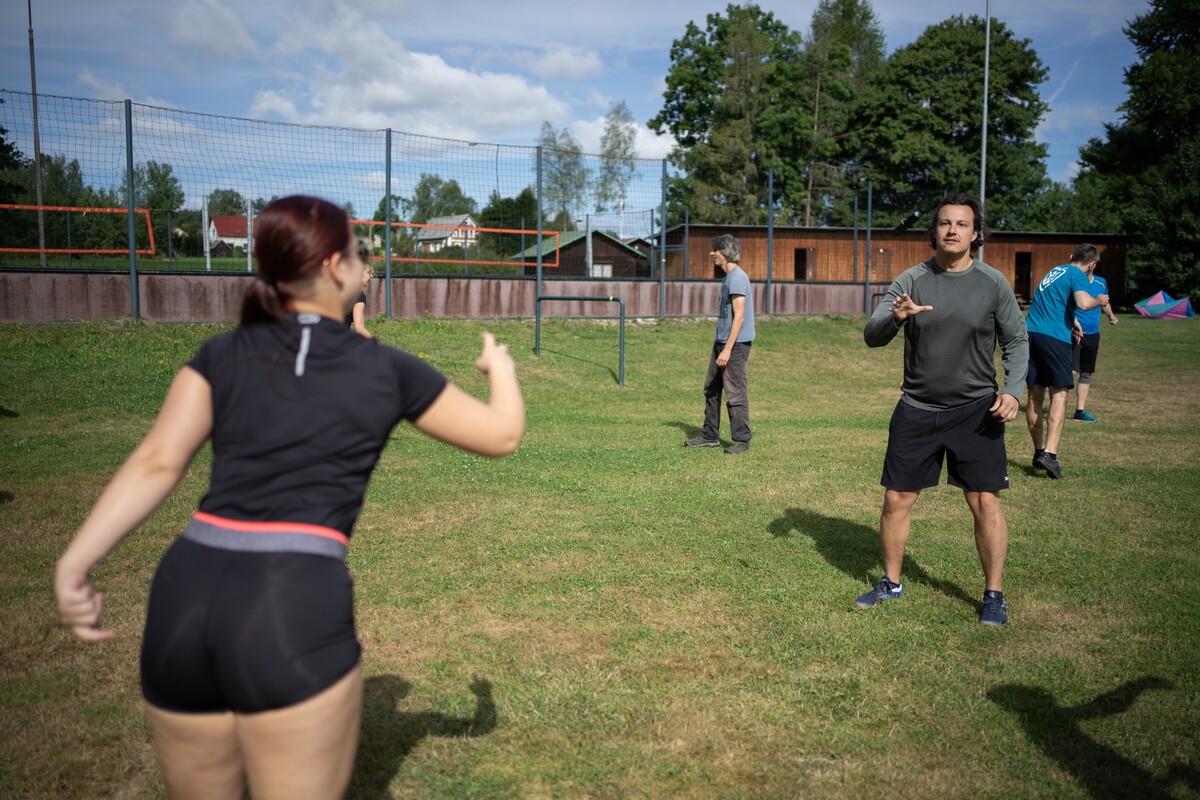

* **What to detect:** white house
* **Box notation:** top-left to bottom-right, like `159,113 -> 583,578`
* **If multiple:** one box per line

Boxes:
415,214 -> 478,254
208,215 -> 251,252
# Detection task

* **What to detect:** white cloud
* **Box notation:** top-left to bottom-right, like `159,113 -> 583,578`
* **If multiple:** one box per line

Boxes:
527,44 -> 603,80
171,0 -> 259,60
75,66 -> 174,108
253,11 -> 569,140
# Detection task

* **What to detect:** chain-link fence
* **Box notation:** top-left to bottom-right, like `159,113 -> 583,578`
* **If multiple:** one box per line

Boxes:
0,90 -> 668,278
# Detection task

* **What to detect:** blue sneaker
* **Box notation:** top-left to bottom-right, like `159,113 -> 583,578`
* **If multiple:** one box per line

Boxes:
980,590 -> 1008,625
855,576 -> 902,608
1073,410 -> 1099,422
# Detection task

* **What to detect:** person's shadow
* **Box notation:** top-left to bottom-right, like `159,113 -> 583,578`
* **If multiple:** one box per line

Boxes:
989,678 -> 1199,799
768,507 -> 978,611
664,420 -> 716,444
348,674 -> 497,799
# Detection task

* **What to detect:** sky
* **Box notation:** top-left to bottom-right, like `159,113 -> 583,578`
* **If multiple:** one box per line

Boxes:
0,0 -> 1143,190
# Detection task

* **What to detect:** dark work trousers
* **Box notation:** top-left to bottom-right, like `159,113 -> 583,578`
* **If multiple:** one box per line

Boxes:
701,340 -> 752,443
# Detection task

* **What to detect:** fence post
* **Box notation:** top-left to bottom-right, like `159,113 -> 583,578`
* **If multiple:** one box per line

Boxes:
245,199 -> 253,272
385,128 -> 393,320
863,178 -> 873,314
658,158 -> 666,318
125,99 -> 139,318
536,145 -> 544,328
766,168 -> 774,315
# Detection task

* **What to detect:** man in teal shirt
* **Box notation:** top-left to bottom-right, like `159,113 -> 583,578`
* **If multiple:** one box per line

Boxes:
1024,244 -> 1110,479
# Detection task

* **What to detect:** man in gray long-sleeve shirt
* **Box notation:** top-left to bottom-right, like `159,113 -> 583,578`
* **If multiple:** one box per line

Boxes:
857,194 -> 1028,626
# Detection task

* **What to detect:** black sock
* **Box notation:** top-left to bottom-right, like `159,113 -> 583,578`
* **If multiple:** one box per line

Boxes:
1035,449 -> 1045,457
1047,452 -> 1056,460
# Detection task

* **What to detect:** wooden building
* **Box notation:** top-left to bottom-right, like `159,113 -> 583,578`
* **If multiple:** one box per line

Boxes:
519,229 -> 650,278
665,224 -> 1129,306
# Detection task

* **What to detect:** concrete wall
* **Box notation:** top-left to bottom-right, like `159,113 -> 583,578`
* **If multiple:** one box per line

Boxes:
0,271 -> 889,324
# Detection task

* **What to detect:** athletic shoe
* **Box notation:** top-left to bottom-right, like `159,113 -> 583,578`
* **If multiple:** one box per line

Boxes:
724,441 -> 749,454
980,590 -> 1008,626
855,576 -> 902,608
1033,451 -> 1063,479
1073,410 -> 1099,422
684,436 -> 720,447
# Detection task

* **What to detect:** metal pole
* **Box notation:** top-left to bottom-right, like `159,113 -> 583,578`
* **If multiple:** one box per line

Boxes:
125,100 -> 139,317
863,179 -> 873,314
167,210 -> 174,269
683,207 -> 689,279
245,199 -> 253,272
658,158 -> 667,317
766,168 -> 774,314
536,146 -> 544,350
385,128 -> 393,319
852,191 -> 859,283
979,0 -> 991,261
27,0 -> 46,268
66,210 -> 71,269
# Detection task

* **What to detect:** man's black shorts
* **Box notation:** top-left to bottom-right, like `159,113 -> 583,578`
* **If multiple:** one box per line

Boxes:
1072,332 -> 1100,375
1027,332 -> 1075,389
881,394 -> 1009,493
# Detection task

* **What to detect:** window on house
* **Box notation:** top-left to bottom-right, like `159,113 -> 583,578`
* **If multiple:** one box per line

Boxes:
590,262 -> 612,278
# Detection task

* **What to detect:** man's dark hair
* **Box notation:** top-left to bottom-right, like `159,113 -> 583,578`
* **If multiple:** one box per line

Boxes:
1070,243 -> 1100,265
927,194 -> 988,250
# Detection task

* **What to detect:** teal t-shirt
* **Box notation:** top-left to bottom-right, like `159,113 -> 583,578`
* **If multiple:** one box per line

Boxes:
1026,264 -> 1091,343
1074,275 -> 1109,335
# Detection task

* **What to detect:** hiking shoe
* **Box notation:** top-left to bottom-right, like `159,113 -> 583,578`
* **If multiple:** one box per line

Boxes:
1073,410 -> 1099,422
684,436 -> 720,447
724,441 -> 749,454
855,576 -> 902,608
1033,451 -> 1063,479
980,590 -> 1008,626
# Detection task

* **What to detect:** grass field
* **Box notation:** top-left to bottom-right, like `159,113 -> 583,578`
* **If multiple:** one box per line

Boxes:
1,313 -> 1198,799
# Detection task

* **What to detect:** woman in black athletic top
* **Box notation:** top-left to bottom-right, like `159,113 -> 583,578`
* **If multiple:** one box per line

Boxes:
55,195 -> 524,799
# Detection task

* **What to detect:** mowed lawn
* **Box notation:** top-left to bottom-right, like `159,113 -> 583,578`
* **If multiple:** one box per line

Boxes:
1,313 -> 1197,799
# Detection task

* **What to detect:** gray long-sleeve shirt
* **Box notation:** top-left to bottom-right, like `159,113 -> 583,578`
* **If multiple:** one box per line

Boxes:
864,258 -> 1028,411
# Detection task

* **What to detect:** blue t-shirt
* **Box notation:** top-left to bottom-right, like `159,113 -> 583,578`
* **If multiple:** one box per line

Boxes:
715,266 -> 755,343
1074,275 -> 1109,335
1026,264 -> 1092,343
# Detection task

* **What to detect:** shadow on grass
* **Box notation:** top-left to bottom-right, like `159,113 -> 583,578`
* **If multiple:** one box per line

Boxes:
663,420 -> 710,443
0,406 -> 17,417
1008,457 -> 1045,479
535,346 -> 618,385
348,674 -> 497,799
989,678 -> 1199,799
769,507 -> 978,611
0,490 -> 12,505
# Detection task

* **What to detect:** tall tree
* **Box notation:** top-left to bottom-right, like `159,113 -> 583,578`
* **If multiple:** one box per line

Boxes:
477,187 -> 538,258
650,3 -> 808,225
849,15 -> 1049,229
404,173 -> 476,224
126,161 -> 184,256
595,101 -> 638,237
537,122 -> 590,220
1074,0 -> 1200,295
801,0 -> 885,225
207,188 -> 247,217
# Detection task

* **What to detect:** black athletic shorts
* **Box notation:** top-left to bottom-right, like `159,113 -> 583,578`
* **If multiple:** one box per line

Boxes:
881,394 -> 1009,493
1072,332 -> 1100,375
141,534 -> 361,713
1027,332 -> 1075,389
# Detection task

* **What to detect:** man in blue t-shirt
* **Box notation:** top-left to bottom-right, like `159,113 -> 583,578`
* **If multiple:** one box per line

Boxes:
1071,257 -> 1118,422
1024,243 -> 1110,478
684,234 -> 755,454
